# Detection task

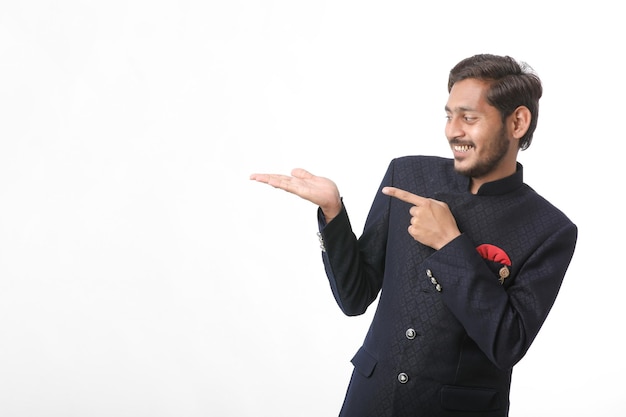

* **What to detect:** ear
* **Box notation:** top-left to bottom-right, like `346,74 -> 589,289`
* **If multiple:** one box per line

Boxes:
509,106 -> 531,140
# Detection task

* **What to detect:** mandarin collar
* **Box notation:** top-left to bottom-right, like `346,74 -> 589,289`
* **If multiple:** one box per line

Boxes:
456,162 -> 524,196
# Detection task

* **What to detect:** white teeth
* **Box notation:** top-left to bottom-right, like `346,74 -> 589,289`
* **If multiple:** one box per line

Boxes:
454,145 -> 472,152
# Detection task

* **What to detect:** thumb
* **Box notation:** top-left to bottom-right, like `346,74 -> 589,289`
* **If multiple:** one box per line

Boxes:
291,168 -> 314,179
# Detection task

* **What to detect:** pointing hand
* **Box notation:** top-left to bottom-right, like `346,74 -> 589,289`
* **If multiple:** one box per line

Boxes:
382,186 -> 461,250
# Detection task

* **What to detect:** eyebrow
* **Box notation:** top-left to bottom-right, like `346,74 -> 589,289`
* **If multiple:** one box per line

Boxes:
445,105 -> 476,113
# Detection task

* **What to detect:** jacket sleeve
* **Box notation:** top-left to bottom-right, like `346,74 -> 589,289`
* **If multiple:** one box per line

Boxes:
317,169 -> 392,317
423,222 -> 578,370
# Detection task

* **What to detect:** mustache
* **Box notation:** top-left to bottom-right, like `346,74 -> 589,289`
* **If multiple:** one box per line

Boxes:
449,139 -> 474,147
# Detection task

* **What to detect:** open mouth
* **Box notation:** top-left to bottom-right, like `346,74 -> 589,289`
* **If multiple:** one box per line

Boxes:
453,144 -> 474,152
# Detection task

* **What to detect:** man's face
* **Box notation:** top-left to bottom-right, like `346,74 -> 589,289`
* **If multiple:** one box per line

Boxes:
444,78 -> 514,180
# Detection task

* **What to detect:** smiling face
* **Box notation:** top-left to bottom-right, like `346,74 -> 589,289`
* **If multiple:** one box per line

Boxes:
445,78 -> 520,193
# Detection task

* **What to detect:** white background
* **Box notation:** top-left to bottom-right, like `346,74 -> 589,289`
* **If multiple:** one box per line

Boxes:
0,1 -> 623,416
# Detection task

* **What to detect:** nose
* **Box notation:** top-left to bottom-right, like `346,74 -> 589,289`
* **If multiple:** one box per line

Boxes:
445,116 -> 463,140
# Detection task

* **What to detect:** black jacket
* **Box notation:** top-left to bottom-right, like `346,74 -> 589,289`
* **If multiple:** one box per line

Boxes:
317,156 -> 577,417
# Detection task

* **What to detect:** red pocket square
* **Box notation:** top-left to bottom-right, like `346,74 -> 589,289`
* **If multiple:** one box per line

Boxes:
476,244 -> 511,266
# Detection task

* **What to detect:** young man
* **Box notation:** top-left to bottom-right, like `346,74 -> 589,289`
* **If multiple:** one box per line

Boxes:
250,54 -> 577,417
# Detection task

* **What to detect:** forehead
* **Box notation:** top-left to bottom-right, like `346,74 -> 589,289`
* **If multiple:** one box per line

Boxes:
445,78 -> 494,113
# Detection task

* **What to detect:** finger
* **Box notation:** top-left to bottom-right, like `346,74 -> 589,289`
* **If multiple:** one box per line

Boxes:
249,173 -> 292,189
382,186 -> 429,206
249,173 -> 269,182
291,168 -> 314,179
250,173 -> 283,184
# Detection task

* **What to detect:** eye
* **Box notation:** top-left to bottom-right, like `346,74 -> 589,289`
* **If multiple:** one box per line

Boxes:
463,116 -> 477,123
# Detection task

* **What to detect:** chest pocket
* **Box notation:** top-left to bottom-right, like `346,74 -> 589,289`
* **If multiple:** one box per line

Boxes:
481,258 -> 515,288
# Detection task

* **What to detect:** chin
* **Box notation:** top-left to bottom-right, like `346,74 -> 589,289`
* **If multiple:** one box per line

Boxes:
453,160 -> 473,177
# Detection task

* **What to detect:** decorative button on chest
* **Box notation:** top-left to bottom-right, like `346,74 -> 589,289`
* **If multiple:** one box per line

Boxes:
398,373 -> 409,384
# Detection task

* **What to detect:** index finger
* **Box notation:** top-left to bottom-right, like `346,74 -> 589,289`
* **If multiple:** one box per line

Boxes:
382,186 -> 429,206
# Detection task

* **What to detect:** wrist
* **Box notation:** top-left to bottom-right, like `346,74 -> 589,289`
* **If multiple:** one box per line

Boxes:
321,200 -> 342,223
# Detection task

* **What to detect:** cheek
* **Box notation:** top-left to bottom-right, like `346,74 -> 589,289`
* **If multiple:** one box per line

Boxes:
469,126 -> 493,148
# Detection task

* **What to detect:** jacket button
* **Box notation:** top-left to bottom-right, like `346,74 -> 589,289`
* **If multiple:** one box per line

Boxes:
316,232 -> 326,252
405,328 -> 416,340
398,373 -> 409,384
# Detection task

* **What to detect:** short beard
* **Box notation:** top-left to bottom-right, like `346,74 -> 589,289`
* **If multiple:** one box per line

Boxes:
455,124 -> 510,178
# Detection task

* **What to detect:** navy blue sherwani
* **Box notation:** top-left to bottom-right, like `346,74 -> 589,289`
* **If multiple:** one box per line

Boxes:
317,156 -> 577,417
